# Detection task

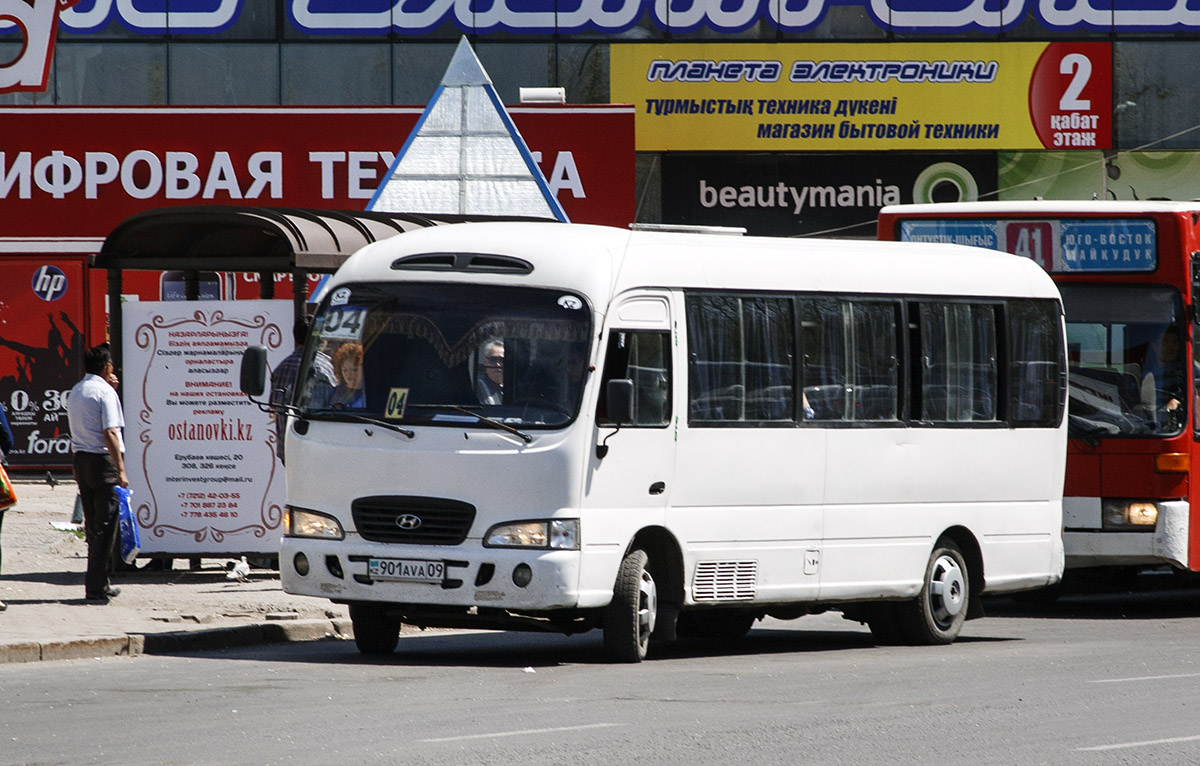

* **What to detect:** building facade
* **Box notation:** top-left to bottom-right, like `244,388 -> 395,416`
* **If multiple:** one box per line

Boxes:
4,1 -> 1200,238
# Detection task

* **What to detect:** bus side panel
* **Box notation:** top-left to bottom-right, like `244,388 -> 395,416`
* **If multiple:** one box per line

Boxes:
669,429 -> 826,603
819,429 -> 1064,597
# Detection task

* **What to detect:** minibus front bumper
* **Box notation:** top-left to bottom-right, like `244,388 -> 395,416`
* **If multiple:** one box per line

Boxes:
279,536 -> 599,611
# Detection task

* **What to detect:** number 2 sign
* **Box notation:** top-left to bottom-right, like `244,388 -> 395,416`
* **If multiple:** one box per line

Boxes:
1028,43 -> 1112,150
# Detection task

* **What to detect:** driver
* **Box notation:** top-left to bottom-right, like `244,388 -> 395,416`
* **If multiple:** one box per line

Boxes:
475,339 -> 504,405
1143,326 -> 1185,422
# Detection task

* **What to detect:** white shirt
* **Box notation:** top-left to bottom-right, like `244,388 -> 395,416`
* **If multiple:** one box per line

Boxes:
67,374 -> 125,455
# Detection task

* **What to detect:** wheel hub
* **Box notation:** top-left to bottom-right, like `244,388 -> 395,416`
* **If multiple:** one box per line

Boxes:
638,570 -> 658,638
929,554 -> 965,621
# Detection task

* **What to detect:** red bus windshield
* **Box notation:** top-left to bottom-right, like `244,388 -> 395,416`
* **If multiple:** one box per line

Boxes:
1061,284 -> 1186,438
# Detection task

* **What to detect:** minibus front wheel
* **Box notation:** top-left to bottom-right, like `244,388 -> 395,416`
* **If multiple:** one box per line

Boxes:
603,548 -> 657,662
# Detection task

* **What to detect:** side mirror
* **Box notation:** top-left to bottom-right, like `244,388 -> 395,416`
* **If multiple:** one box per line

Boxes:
606,378 -> 634,425
240,345 -> 269,397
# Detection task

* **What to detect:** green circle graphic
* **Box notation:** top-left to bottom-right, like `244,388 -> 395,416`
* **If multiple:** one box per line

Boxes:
913,162 -> 979,204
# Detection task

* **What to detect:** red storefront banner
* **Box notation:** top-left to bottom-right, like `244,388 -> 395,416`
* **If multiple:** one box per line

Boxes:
0,105 -> 636,236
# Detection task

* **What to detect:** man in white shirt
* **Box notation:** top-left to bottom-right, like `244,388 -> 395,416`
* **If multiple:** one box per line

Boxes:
66,343 -> 128,603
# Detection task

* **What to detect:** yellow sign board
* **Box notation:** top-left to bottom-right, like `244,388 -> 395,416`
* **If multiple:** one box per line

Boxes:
385,387 -> 410,419
610,42 -> 1112,152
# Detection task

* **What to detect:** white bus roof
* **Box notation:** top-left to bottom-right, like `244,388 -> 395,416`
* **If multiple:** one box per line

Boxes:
882,200 -> 1200,216
329,221 -> 1060,303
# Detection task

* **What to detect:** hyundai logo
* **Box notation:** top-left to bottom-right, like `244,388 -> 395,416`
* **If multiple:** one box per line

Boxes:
395,514 -> 422,530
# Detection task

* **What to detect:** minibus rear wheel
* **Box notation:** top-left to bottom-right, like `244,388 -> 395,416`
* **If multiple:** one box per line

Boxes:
897,539 -> 969,645
603,548 -> 657,662
350,603 -> 401,655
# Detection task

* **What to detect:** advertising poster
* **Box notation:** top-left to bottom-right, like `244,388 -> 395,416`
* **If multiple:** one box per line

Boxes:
122,300 -> 289,556
999,151 -> 1200,201
663,153 -> 997,237
0,258 -> 100,466
612,42 -> 1111,152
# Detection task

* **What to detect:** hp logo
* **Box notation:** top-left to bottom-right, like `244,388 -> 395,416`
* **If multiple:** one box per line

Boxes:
31,265 -> 68,302
395,514 -> 422,530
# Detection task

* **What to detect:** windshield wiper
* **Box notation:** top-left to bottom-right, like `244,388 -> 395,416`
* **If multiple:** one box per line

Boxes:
301,409 -> 415,438
409,404 -> 533,443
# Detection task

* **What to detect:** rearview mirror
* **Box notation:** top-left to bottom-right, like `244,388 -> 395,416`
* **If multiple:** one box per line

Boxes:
606,378 -> 634,425
240,345 -> 269,397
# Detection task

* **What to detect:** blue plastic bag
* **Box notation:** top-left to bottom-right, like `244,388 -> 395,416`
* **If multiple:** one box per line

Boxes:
115,486 -> 140,564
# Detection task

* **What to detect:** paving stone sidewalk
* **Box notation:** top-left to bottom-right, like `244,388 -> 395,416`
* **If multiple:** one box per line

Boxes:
0,476 -> 350,664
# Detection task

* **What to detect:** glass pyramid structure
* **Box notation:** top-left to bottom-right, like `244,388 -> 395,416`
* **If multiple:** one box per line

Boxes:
366,37 -> 567,221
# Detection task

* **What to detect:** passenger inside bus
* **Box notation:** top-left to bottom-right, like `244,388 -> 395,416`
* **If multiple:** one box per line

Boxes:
329,342 -> 365,409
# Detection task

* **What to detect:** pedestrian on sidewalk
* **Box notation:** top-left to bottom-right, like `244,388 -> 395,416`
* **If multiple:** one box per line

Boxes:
270,316 -> 313,464
0,399 -> 14,611
66,343 -> 128,604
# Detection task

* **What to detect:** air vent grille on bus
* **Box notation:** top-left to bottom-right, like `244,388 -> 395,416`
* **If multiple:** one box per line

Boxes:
351,496 -> 476,545
692,560 -> 758,601
391,252 -> 533,275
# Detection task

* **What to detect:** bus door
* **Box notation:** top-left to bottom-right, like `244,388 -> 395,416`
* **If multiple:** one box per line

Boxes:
583,292 -> 679,526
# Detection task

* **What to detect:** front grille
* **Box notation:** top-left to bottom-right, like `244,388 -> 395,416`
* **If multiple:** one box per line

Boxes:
351,496 -> 476,545
692,560 -> 758,601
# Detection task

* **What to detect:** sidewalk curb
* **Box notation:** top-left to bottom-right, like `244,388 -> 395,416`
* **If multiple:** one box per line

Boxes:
0,618 -> 353,665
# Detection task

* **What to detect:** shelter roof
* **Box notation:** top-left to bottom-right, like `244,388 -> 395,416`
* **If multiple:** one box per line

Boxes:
96,205 -> 500,274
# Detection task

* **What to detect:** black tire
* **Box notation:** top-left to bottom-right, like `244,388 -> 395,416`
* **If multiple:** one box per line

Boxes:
864,603 -> 907,646
897,539 -> 969,645
350,603 -> 401,656
603,549 -> 657,662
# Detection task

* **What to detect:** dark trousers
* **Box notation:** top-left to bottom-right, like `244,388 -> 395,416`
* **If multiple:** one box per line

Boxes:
73,451 -> 119,597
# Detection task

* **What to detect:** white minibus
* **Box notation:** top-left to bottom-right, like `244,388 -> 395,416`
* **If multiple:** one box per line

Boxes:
241,221 -> 1067,662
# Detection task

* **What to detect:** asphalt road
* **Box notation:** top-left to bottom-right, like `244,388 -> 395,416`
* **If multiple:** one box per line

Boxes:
3,586 -> 1200,766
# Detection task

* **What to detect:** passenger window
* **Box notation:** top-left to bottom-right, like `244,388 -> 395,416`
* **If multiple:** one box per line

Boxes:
802,298 -> 846,420
1009,300 -> 1064,427
801,298 -> 900,422
597,331 -> 671,427
687,295 -> 794,424
916,303 -> 998,423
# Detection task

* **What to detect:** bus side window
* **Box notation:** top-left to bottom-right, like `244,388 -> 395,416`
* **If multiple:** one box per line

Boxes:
1008,299 -> 1064,427
688,294 -> 794,424
801,298 -> 900,422
913,302 -> 999,423
597,331 -> 671,427
802,298 -> 847,421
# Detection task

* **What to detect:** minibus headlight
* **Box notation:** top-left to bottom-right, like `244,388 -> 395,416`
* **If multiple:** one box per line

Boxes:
1101,500 -> 1158,531
285,506 -> 344,539
484,519 -> 579,550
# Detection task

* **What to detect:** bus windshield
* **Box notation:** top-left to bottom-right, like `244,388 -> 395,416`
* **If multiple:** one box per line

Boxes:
1060,284 -> 1186,438
295,283 -> 592,428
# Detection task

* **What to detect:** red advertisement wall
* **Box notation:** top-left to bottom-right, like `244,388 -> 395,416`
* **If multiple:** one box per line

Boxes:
0,106 -> 636,467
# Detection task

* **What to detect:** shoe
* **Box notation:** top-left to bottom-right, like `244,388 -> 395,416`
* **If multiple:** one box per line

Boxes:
0,600 -> 7,611
85,586 -> 120,603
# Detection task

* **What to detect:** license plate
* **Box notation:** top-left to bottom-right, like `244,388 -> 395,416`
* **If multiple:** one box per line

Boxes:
367,557 -> 446,583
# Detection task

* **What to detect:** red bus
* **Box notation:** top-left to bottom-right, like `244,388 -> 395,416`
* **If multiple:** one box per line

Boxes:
878,201 -> 1200,577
